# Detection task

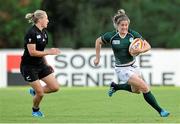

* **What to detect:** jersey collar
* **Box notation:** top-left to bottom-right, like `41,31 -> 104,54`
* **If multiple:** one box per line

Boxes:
118,32 -> 127,39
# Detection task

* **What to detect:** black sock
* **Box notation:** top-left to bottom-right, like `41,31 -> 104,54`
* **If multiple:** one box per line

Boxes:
143,91 -> 162,113
112,83 -> 132,92
32,107 -> 40,112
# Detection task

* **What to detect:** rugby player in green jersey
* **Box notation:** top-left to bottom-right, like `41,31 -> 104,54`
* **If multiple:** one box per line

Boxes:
94,9 -> 169,117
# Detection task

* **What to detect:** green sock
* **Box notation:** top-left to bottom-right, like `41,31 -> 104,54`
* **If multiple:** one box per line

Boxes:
143,91 -> 162,113
113,83 -> 132,92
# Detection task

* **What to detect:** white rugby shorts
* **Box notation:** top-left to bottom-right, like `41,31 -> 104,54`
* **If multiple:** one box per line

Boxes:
115,64 -> 142,84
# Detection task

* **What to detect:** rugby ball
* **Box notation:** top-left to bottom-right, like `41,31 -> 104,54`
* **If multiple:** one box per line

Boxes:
129,38 -> 144,56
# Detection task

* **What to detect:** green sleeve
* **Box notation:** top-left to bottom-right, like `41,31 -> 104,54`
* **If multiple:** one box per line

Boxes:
101,31 -> 116,44
128,29 -> 144,40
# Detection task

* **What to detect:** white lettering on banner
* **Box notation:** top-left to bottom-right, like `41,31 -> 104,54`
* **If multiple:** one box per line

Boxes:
45,49 -> 180,87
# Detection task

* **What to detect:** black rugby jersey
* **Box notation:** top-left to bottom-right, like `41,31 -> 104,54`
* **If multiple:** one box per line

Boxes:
21,25 -> 48,66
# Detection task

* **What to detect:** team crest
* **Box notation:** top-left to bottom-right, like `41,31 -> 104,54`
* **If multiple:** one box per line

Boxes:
112,40 -> 120,44
129,38 -> 134,43
36,35 -> 41,39
28,38 -> 32,42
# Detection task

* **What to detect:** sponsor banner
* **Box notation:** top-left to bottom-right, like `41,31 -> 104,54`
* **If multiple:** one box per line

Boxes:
46,49 -> 180,87
0,52 -> 7,87
46,49 -> 117,87
138,50 -> 180,86
7,54 -> 25,86
6,51 -> 26,86
0,49 -> 180,87
7,55 -> 21,73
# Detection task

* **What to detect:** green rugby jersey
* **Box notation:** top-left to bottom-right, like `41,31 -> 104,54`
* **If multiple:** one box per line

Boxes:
101,29 -> 143,66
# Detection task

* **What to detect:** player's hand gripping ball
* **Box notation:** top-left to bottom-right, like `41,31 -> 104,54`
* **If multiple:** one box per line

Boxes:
129,38 -> 144,56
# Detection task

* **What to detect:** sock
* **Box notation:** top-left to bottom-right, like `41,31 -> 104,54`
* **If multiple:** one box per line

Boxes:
32,107 -> 40,112
143,91 -> 162,113
112,83 -> 132,92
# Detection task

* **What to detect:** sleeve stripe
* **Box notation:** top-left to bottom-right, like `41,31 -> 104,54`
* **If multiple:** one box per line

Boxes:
101,37 -> 107,44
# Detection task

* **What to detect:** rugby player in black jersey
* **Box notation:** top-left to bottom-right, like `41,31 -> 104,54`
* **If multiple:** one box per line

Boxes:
20,10 -> 60,117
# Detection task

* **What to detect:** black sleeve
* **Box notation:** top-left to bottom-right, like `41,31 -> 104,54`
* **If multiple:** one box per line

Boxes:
44,29 -> 48,44
24,29 -> 37,44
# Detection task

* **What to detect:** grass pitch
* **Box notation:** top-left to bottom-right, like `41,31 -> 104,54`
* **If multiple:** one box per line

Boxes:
0,86 -> 180,123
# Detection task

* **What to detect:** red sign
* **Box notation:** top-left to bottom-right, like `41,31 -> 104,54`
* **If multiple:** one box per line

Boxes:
7,55 -> 21,73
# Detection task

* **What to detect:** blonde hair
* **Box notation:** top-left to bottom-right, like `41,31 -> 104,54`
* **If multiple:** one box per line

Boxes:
112,9 -> 130,29
25,10 -> 47,24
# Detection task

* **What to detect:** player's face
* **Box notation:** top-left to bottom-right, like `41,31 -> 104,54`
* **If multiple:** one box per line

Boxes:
117,20 -> 129,35
39,14 -> 49,28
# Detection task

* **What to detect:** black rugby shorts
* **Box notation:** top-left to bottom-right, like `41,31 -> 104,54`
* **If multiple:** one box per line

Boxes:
20,64 -> 54,82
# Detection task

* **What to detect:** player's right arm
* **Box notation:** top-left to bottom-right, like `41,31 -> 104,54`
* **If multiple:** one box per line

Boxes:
27,44 -> 60,57
26,28 -> 60,57
94,37 -> 104,66
94,31 -> 115,66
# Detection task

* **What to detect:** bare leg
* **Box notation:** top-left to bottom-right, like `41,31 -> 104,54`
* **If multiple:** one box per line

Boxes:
128,74 -> 150,93
128,74 -> 164,114
41,73 -> 59,93
29,80 -> 44,108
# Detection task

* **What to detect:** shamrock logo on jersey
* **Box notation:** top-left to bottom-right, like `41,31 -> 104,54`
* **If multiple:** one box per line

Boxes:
129,37 -> 134,43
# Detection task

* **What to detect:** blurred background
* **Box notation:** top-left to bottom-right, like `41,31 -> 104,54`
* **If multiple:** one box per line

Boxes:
0,0 -> 180,87
0,0 -> 180,49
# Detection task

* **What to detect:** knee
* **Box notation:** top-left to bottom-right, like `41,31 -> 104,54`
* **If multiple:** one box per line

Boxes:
133,90 -> 141,94
51,84 -> 59,92
53,86 -> 59,92
132,88 -> 141,94
131,86 -> 141,94
140,85 -> 149,93
36,90 -> 44,97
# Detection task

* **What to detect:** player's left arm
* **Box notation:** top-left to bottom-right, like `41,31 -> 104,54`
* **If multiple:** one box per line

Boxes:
130,40 -> 151,55
129,29 -> 151,53
140,40 -> 151,53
